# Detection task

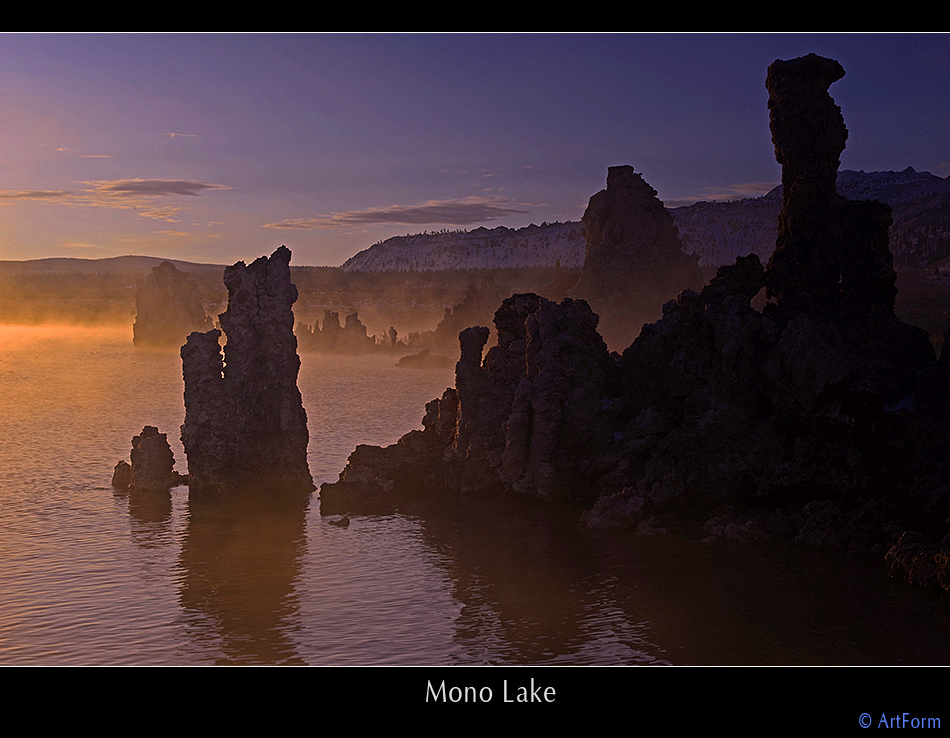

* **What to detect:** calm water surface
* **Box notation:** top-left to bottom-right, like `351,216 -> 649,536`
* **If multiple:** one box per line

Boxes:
0,324 -> 948,666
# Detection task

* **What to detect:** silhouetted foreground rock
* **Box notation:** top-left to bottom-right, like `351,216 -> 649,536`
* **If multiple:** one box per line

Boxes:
112,426 -> 186,492
133,261 -> 213,347
180,246 -> 314,496
321,293 -> 618,514
885,531 -> 950,592
321,54 -> 950,594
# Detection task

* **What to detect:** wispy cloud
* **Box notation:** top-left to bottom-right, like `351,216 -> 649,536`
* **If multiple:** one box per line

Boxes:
134,205 -> 185,222
0,189 -> 71,201
84,179 -> 229,198
0,178 -> 230,223
83,180 -> 229,224
265,196 -> 530,230
54,148 -> 112,159
664,181 -> 780,208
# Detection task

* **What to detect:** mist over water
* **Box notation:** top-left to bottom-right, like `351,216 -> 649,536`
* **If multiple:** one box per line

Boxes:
0,324 -> 948,665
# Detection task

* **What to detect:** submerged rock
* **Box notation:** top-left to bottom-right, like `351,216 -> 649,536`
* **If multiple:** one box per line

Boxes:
395,348 -> 454,368
111,460 -> 132,490
180,246 -> 314,496
133,261 -> 213,348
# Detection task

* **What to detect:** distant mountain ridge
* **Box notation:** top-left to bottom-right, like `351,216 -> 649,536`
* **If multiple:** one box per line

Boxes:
674,167 -> 950,270
342,168 -> 950,272
5,169 -> 948,276
0,254 -> 226,275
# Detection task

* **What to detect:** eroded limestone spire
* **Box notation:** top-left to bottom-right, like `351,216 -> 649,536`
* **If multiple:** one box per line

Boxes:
180,246 -> 314,496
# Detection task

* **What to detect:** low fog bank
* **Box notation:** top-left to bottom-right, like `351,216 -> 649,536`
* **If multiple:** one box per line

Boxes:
291,265 -> 564,339
0,262 -> 568,339
3,259 -> 948,357
0,271 -> 144,326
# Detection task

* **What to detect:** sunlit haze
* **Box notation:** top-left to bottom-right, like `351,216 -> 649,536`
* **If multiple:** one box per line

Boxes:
3,34 -> 950,674
1,32 -> 948,266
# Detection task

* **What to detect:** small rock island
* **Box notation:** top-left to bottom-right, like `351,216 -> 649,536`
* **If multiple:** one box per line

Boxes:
111,425 -> 187,492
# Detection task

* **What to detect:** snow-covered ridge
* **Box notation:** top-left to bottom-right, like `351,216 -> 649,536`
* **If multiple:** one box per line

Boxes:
341,169 -> 950,272
342,221 -> 586,272
674,167 -> 950,270
836,166 -> 949,204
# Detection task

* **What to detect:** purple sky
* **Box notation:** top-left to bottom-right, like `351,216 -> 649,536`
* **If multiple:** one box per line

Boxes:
0,33 -> 947,266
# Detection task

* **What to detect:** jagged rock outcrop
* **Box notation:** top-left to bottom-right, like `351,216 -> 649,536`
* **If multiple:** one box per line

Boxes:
765,54 -> 897,319
321,54 -> 950,588
761,54 -> 934,406
133,261 -> 213,347
112,425 -> 186,492
296,309 -> 376,353
429,274 -> 512,354
451,294 -> 616,502
570,165 -> 704,351
583,54 -> 936,533
321,293 -> 617,510
180,246 -> 314,496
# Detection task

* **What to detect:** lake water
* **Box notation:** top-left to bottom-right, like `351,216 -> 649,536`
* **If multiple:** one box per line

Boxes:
1,323 -> 948,667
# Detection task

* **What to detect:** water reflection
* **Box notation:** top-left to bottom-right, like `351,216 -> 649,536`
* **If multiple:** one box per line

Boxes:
368,493 -> 950,665
178,490 -> 311,665
3,325 -> 947,665
123,487 -> 173,526
387,495 -> 672,665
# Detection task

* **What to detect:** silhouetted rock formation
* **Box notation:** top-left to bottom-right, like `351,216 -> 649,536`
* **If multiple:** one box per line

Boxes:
321,293 -> 615,511
180,246 -> 314,496
133,261 -> 213,347
759,53 -> 933,410
321,54 -> 950,593
451,294 -> 615,501
584,53 -> 936,538
430,274 -> 512,353
296,310 -> 377,353
570,165 -> 704,350
765,54 -> 898,319
395,348 -> 454,368
112,425 -> 186,492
